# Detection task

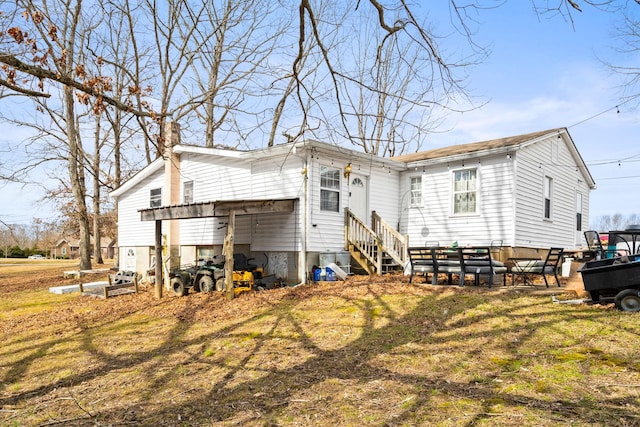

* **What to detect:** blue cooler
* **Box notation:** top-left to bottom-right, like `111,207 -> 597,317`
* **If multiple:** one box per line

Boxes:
325,267 -> 335,281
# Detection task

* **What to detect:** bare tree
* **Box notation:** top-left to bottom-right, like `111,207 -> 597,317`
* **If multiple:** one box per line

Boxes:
591,213 -> 640,231
184,0 -> 289,148
1,0 -> 635,268
332,13 -> 445,156
0,0 -> 105,270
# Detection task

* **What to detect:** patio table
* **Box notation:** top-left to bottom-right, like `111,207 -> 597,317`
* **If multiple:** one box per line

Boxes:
509,257 -> 543,286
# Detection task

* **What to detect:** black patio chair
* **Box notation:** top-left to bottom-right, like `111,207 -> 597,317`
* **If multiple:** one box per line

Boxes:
458,246 -> 507,288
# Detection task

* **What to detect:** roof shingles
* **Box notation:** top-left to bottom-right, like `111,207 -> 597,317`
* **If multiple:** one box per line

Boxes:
392,128 -> 563,163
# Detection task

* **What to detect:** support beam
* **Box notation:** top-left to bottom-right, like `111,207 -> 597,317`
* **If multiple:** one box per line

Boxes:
140,199 -> 295,221
223,210 -> 236,300
154,220 -> 163,299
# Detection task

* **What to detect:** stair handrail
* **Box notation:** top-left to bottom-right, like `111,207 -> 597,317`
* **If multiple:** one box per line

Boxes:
344,208 -> 380,271
372,211 -> 408,267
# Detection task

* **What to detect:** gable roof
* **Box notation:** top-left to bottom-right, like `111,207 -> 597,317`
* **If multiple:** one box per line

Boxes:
392,128 -> 564,163
393,128 -> 596,188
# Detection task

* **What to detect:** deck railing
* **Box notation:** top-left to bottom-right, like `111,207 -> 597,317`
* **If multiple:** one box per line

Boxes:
372,211 -> 408,267
345,209 -> 408,274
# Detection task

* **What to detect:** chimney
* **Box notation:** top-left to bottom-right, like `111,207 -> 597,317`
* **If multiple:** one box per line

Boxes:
164,121 -> 181,276
164,121 -> 181,206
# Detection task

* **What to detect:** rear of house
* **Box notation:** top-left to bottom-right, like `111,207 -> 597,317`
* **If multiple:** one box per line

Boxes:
394,128 -> 595,258
110,137 -> 403,284
111,126 -> 595,287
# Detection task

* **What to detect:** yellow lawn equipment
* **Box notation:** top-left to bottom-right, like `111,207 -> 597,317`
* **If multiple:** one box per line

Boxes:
232,269 -> 256,295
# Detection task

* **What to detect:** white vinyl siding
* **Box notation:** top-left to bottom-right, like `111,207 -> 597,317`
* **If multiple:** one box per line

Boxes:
404,159 -> 513,247
118,171 -> 166,247
513,134 -> 589,249
178,153 -> 305,248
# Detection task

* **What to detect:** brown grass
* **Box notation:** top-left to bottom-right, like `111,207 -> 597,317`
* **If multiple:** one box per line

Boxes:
1,263 -> 639,426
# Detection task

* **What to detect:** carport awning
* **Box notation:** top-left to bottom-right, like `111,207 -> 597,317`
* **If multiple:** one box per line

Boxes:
139,198 -> 297,221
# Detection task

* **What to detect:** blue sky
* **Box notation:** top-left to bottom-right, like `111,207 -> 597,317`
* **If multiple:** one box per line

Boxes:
427,2 -> 640,220
1,2 -> 639,225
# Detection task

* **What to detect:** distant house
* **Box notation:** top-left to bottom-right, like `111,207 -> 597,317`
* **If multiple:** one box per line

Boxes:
110,124 -> 595,286
53,236 -> 116,260
53,238 -> 78,259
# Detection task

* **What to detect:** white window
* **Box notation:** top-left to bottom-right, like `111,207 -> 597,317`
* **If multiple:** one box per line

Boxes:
544,176 -> 552,219
410,176 -> 422,206
576,192 -> 582,231
320,166 -> 340,212
183,181 -> 194,204
150,188 -> 162,208
453,169 -> 477,214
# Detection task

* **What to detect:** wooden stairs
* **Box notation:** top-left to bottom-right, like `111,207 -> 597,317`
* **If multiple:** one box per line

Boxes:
344,209 -> 408,275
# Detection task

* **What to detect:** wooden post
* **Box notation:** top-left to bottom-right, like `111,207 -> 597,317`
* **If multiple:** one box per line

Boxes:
223,210 -> 236,300
154,220 -> 163,299
105,274 -> 111,299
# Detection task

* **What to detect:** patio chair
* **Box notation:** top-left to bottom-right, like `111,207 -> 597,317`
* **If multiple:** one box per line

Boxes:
408,247 -> 436,285
458,246 -> 507,288
408,246 -> 462,286
510,247 -> 564,287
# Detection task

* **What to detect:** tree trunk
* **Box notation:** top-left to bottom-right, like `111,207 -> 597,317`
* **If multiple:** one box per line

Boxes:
64,0 -> 91,271
65,86 -> 92,270
93,114 -> 104,264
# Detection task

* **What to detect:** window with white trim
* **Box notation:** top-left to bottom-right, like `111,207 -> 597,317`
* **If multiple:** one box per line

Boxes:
576,192 -> 582,231
453,168 -> 477,214
320,166 -> 340,212
410,176 -> 422,207
183,180 -> 194,204
544,176 -> 553,219
150,188 -> 162,208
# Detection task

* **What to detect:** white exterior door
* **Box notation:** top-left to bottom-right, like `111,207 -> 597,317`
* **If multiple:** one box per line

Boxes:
349,173 -> 369,223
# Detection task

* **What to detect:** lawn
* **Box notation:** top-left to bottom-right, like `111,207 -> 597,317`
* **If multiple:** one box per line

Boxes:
1,262 -> 639,426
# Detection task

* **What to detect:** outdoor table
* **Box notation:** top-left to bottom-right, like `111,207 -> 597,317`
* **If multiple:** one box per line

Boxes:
509,257 -> 542,286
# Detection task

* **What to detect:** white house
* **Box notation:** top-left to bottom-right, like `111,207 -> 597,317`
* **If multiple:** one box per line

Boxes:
110,125 -> 595,288
394,128 -> 595,252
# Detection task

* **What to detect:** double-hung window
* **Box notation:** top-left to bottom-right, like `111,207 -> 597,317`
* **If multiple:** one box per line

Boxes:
320,166 -> 340,212
410,176 -> 422,207
544,176 -> 553,219
576,192 -> 583,231
453,169 -> 477,214
150,188 -> 162,208
183,180 -> 194,204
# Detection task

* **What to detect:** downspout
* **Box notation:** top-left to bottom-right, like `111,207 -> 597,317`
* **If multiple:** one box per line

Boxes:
510,152 -> 517,255
300,152 -> 309,284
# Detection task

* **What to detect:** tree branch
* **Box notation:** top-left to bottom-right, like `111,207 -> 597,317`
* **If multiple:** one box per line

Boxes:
0,51 -> 156,117
0,78 -> 50,98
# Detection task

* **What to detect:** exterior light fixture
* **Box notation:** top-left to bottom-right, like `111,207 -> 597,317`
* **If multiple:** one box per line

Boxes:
344,163 -> 352,178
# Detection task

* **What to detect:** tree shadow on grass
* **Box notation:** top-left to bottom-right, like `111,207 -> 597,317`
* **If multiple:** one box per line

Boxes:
2,283 -> 640,426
